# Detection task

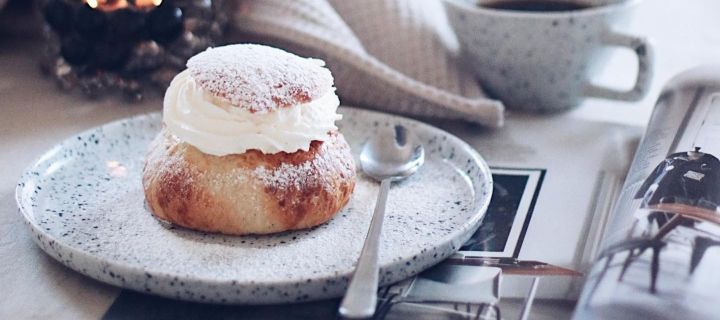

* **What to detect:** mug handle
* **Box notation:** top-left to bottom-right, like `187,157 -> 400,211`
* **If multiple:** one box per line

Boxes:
583,31 -> 654,101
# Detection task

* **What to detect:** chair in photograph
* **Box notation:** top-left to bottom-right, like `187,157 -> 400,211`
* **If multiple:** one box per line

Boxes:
639,203 -> 720,278
621,148 -> 720,287
594,201 -> 720,300
591,238 -> 666,296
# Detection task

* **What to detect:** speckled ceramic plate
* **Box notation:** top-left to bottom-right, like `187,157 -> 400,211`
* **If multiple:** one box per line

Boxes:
16,107 -> 492,304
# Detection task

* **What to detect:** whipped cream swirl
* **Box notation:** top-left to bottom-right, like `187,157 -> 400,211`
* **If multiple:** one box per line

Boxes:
163,70 -> 341,156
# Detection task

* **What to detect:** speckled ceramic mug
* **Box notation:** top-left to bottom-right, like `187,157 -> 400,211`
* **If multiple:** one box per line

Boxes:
443,0 -> 652,112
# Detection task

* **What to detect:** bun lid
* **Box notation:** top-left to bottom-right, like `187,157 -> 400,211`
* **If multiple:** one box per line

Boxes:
187,44 -> 334,113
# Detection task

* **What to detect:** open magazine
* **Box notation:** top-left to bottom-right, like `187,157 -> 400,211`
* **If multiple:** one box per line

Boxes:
573,67 -> 720,319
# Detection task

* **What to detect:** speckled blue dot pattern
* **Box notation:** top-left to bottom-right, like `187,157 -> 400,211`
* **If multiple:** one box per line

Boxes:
15,107 -> 492,304
443,0 -> 651,111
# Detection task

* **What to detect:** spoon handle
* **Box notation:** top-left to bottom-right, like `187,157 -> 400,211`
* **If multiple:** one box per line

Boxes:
339,178 -> 391,319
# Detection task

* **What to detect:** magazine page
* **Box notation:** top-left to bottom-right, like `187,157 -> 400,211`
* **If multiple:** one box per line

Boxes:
574,67 -> 720,319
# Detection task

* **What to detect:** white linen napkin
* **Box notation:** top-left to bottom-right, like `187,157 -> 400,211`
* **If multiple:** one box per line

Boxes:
230,0 -> 505,127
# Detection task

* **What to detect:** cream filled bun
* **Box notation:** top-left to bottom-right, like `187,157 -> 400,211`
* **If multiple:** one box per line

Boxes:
142,44 -> 356,235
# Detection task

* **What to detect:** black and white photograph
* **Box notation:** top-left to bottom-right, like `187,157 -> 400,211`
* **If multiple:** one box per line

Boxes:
460,168 -> 545,258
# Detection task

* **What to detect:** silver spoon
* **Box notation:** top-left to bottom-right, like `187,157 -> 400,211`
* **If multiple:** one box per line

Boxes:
339,125 -> 425,319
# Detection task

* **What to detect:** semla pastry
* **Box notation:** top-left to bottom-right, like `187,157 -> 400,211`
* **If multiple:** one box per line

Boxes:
142,44 -> 356,235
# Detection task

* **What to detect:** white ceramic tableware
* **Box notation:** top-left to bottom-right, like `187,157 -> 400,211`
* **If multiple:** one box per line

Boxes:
443,0 -> 653,112
15,107 -> 493,304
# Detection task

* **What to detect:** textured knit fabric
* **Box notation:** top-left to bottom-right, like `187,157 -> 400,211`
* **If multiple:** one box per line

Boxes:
230,0 -> 505,127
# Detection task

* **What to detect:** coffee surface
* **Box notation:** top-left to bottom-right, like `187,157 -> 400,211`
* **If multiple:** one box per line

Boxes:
480,0 -> 594,12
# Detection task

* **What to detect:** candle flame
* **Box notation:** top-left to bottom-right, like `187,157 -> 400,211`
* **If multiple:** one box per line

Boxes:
134,0 -> 162,8
84,0 -> 129,11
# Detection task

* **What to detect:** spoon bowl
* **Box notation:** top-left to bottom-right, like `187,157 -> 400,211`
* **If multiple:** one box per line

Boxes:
360,125 -> 425,181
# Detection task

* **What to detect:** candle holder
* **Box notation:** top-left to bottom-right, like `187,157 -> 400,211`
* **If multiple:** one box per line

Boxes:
39,0 -> 227,101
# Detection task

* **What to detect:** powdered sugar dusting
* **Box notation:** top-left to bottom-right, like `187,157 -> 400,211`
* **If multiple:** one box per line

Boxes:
252,136 -> 353,193
187,44 -> 334,113
254,161 -> 325,191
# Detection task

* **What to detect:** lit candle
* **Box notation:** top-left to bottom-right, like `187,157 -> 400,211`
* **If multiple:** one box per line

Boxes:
134,0 -> 162,9
85,0 -> 128,12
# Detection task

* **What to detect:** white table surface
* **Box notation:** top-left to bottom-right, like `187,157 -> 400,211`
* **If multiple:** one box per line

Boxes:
1,0 -> 719,319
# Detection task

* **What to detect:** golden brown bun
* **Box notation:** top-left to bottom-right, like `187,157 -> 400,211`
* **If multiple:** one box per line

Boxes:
142,129 -> 356,235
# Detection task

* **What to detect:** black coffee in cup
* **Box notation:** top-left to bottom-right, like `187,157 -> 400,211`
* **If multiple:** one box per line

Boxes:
480,0 -> 594,12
